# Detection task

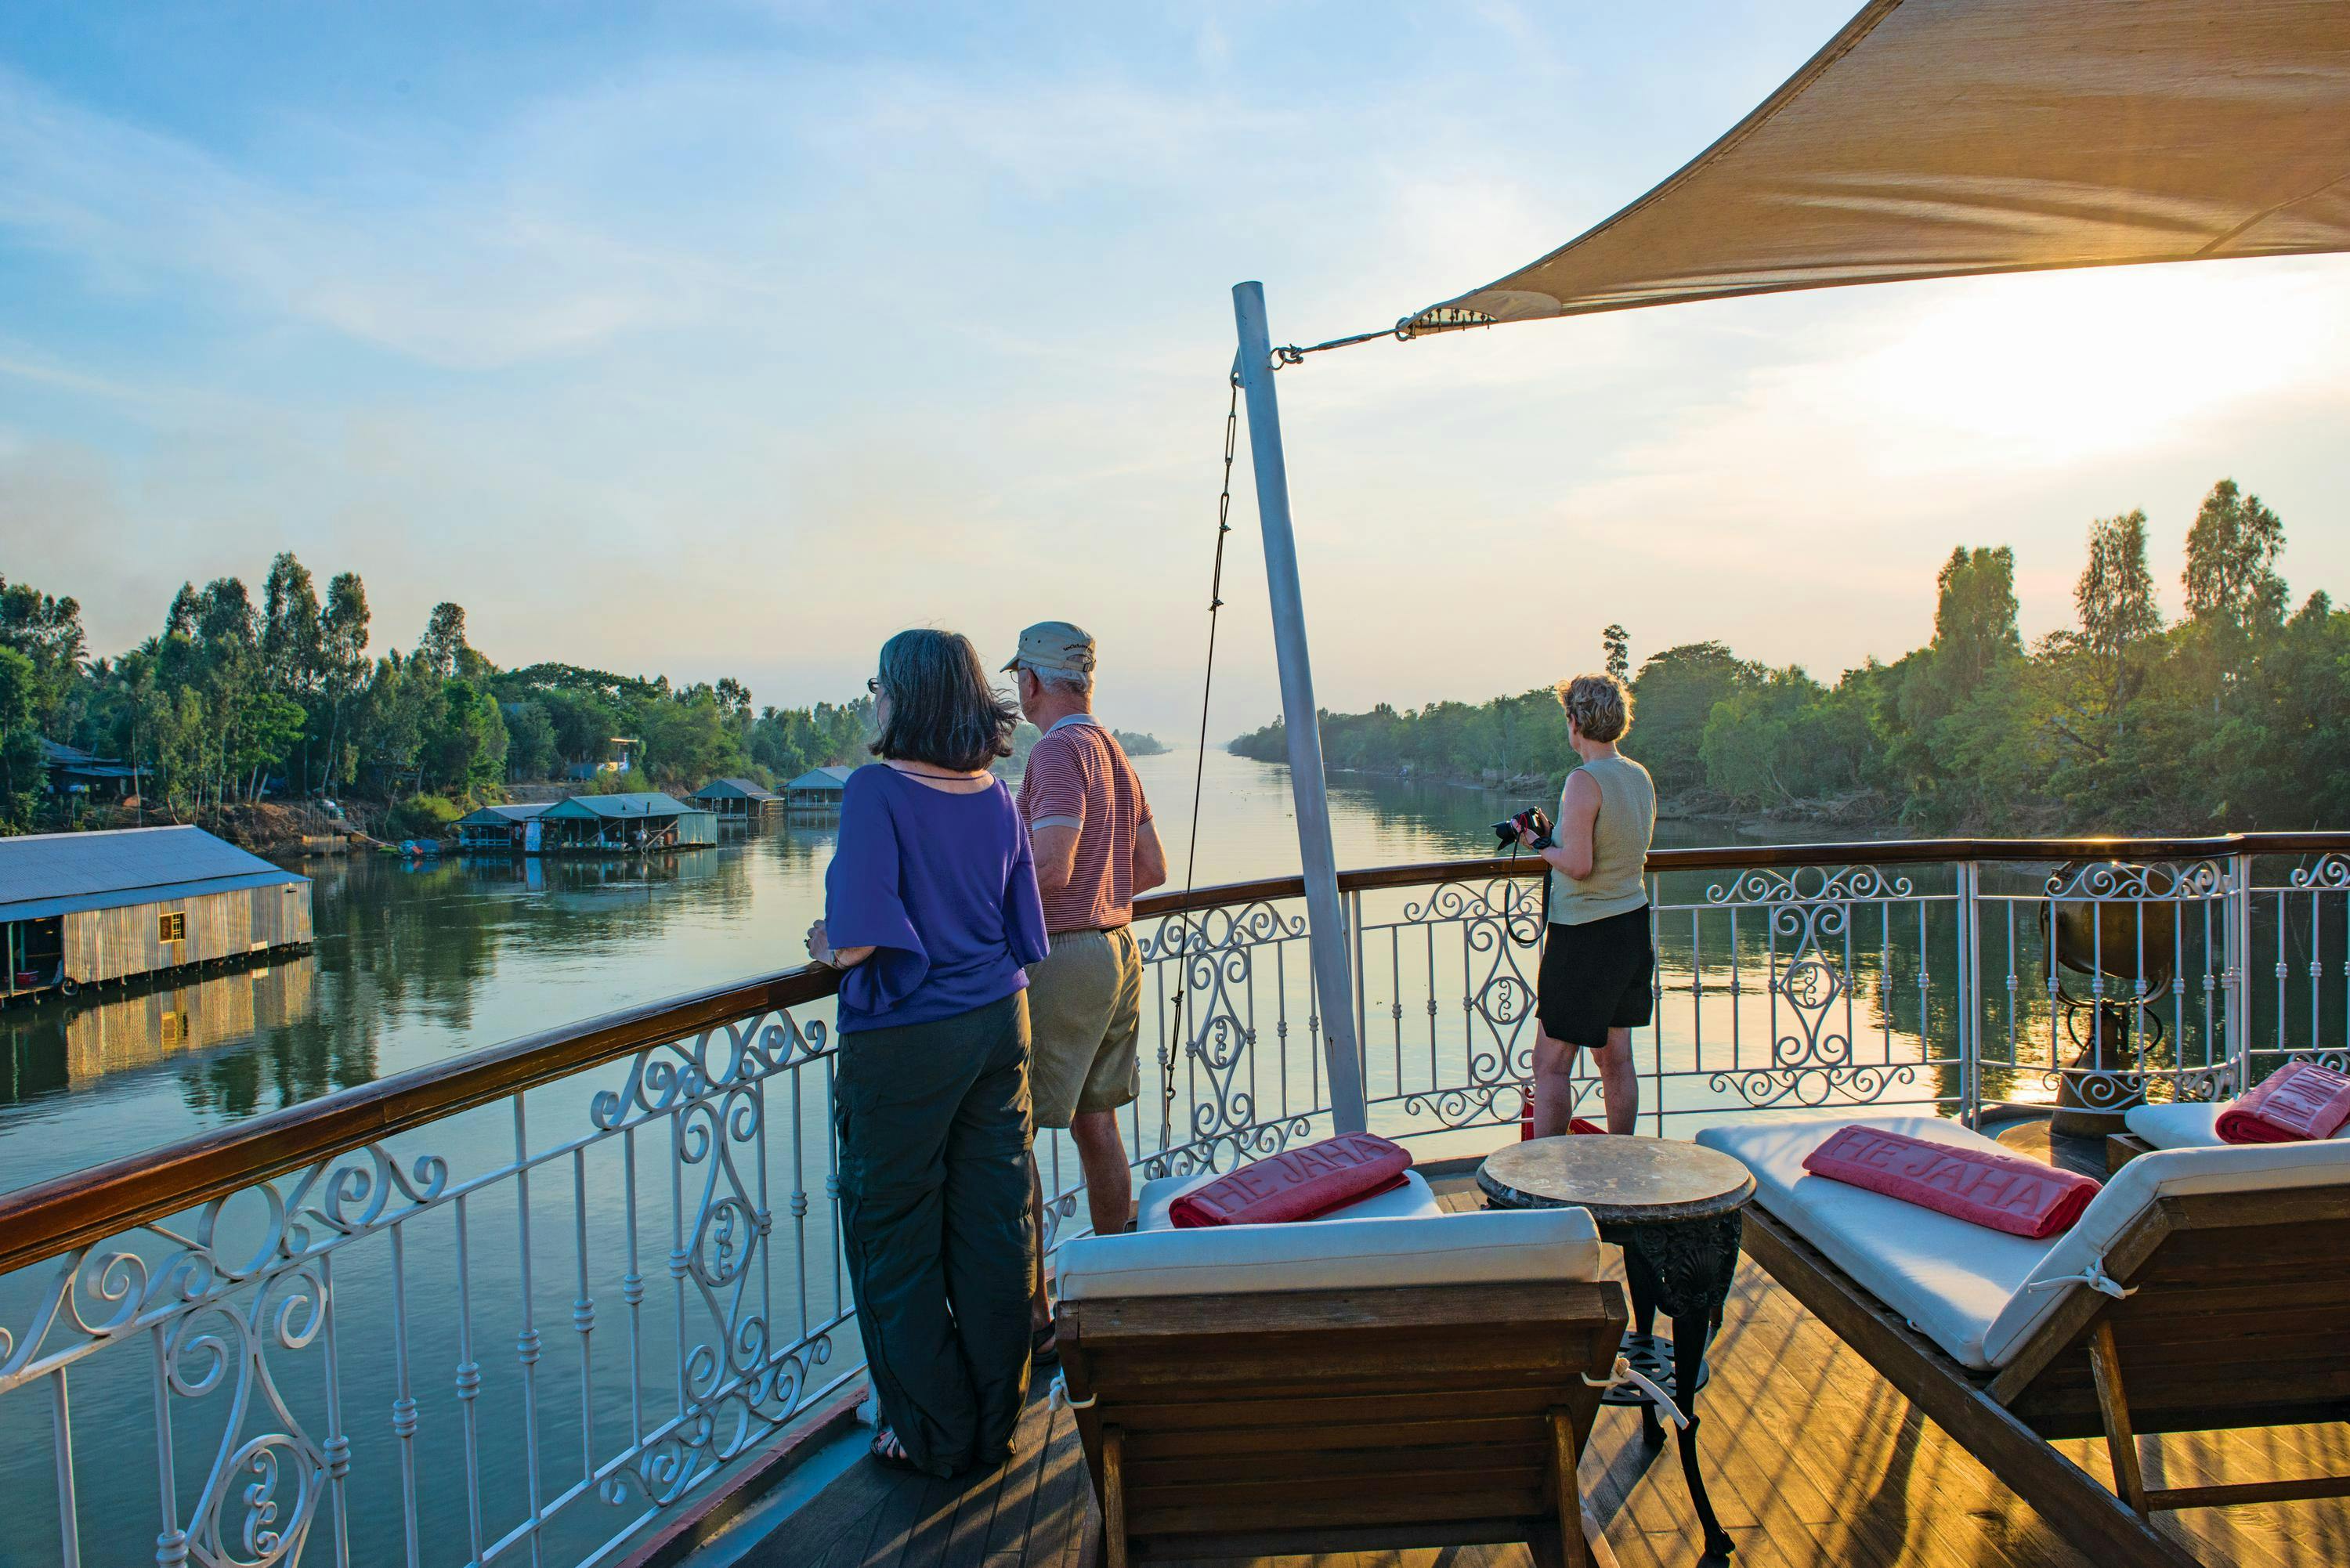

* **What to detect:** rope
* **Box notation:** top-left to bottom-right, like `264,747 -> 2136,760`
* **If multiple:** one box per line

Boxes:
1158,370 -> 1242,1151
2023,1260 -> 2138,1300
1049,1371 -> 1097,1411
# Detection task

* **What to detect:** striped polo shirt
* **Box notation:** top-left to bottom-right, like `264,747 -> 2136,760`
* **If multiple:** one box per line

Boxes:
1016,714 -> 1153,934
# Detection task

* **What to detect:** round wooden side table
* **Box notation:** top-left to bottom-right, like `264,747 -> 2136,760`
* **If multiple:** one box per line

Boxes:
1479,1135 -> 1756,1560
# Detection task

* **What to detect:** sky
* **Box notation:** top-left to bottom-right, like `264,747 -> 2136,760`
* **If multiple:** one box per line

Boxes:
2,2 -> 2345,740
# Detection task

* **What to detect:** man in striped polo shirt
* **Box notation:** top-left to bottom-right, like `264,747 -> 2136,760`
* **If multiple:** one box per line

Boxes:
1003,622 -> 1166,1352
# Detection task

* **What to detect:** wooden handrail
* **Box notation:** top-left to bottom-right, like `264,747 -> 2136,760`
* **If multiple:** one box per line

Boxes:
3,829 -> 2344,1276
0,967 -> 842,1277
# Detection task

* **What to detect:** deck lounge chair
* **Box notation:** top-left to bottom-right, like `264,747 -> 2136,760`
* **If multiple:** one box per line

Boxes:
1053,1169 -> 1629,1567
1693,1113 -> 2350,1568
2108,1095 -> 2350,1168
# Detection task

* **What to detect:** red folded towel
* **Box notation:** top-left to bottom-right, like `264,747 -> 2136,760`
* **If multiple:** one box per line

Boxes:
1800,1125 -> 2100,1240
1167,1133 -> 1412,1228
2217,1060 -> 2350,1143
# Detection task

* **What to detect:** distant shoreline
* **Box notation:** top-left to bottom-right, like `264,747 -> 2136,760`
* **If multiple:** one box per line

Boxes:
1279,757 -> 1906,843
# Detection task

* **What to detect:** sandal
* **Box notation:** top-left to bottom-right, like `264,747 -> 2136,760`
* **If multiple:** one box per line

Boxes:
1031,1321 -> 1061,1367
870,1426 -> 920,1474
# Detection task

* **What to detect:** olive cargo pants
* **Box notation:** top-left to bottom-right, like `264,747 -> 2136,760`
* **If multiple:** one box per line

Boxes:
834,989 -> 1036,1476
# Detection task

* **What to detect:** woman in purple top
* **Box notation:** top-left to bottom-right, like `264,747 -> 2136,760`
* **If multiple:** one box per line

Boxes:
805,629 -> 1048,1478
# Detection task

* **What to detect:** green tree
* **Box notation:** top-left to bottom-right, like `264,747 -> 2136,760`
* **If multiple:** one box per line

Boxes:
320,573 -> 371,789
2183,479 -> 2287,638
0,647 -> 45,829
1698,667 -> 1885,812
1907,545 -> 2022,718
0,573 -> 87,730
1601,624 -> 1629,681
503,699 -> 559,780
1629,643 -> 1758,795
634,687 -> 746,788
2075,509 -> 2162,716
419,677 -> 508,798
418,602 -> 470,680
262,553 -> 327,789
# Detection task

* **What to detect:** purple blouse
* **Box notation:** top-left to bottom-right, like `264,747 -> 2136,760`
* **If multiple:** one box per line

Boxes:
823,764 -> 1050,1033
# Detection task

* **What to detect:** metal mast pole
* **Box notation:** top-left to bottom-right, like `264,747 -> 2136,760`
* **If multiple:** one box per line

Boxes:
1231,280 -> 1368,1134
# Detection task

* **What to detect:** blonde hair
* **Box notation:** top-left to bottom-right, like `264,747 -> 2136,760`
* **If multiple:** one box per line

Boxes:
1556,672 -> 1632,743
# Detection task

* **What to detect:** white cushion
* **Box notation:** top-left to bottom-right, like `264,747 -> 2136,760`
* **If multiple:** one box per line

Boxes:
2124,1101 -> 2225,1149
1981,1137 -> 2350,1364
2124,1097 -> 2350,1150
1056,1207 -> 1601,1301
1134,1168 -> 1444,1233
1694,1113 -> 2055,1370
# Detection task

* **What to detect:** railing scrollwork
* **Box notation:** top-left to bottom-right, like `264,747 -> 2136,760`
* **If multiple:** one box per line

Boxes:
3,833 -> 2348,1567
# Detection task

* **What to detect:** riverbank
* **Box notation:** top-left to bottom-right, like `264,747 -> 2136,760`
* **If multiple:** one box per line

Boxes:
1322,762 -> 1904,841
33,799 -> 360,857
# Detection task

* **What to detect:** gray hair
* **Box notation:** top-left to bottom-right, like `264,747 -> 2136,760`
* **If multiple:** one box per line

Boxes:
1024,663 -> 1094,699
1556,671 -> 1632,742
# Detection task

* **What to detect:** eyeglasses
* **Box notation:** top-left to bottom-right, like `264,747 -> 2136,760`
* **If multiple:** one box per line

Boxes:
866,677 -> 880,695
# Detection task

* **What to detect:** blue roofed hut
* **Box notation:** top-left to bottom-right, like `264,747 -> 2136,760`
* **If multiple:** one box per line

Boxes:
454,801 -> 554,851
535,793 -> 717,854
785,765 -> 856,810
690,778 -> 782,819
0,826 -> 312,999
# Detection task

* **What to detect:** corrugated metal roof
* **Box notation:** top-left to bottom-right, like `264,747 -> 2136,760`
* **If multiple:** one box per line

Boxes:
0,826 -> 307,922
540,792 -> 693,820
786,766 -> 857,789
454,803 -> 554,825
692,778 -> 780,801
38,739 -> 137,779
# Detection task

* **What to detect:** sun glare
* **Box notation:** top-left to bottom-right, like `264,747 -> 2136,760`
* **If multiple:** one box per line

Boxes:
1839,262 -> 2337,466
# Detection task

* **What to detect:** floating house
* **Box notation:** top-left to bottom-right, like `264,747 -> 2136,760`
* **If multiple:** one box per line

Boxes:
785,765 -> 856,809
534,792 -> 716,853
0,826 -> 313,999
454,801 -> 554,851
690,778 -> 782,818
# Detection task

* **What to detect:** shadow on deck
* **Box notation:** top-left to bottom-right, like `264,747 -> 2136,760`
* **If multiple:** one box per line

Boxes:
702,1168 -> 2350,1568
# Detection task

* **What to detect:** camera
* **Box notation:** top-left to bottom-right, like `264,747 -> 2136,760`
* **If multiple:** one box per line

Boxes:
1491,807 -> 1554,852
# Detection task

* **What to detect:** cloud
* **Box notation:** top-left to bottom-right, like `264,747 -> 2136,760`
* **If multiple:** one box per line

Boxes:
1,8 -> 2345,741
0,67 -> 744,370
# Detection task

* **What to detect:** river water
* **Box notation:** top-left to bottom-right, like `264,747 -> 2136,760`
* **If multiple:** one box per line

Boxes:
0,750 -> 1867,1568
0,749 -> 1600,1194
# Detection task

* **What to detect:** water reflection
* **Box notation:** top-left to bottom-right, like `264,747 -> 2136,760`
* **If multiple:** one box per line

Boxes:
0,750 -> 1829,1194
0,959 -> 316,1102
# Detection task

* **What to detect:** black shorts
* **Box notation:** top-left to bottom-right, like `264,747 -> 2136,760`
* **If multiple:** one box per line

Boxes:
1537,905 -> 1654,1048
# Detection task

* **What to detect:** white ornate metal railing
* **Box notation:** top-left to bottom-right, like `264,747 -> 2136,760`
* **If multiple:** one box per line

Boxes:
0,974 -> 854,1568
4,834 -> 2348,1567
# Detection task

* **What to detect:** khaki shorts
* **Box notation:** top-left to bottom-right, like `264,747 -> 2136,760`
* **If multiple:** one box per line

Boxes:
1025,926 -> 1143,1129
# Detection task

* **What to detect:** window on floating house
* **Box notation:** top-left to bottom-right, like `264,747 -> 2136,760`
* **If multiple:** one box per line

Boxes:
159,912 -> 186,943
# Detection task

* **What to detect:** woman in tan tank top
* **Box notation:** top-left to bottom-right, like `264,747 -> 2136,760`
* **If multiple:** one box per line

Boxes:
1513,672 -> 1656,1136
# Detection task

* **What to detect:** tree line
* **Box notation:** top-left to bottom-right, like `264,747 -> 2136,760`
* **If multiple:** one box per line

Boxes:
0,554 -> 873,831
1231,479 -> 2348,834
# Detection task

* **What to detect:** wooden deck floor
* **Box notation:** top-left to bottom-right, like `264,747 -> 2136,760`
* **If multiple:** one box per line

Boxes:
724,1169 -> 2350,1568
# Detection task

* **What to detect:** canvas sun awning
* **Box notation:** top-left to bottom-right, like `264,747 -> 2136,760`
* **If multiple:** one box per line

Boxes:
1409,0 -> 2350,331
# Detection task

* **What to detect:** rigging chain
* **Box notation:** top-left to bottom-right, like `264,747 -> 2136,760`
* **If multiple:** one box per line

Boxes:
1157,370 -> 1242,1152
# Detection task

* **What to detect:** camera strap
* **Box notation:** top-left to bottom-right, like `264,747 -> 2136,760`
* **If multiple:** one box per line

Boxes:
1499,830 -> 1552,946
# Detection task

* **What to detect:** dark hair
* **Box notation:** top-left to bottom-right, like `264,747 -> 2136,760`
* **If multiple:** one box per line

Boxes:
870,629 -> 1018,771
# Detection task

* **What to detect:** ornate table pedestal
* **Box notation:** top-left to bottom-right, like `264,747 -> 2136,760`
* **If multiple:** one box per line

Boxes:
1479,1135 -> 1756,1561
